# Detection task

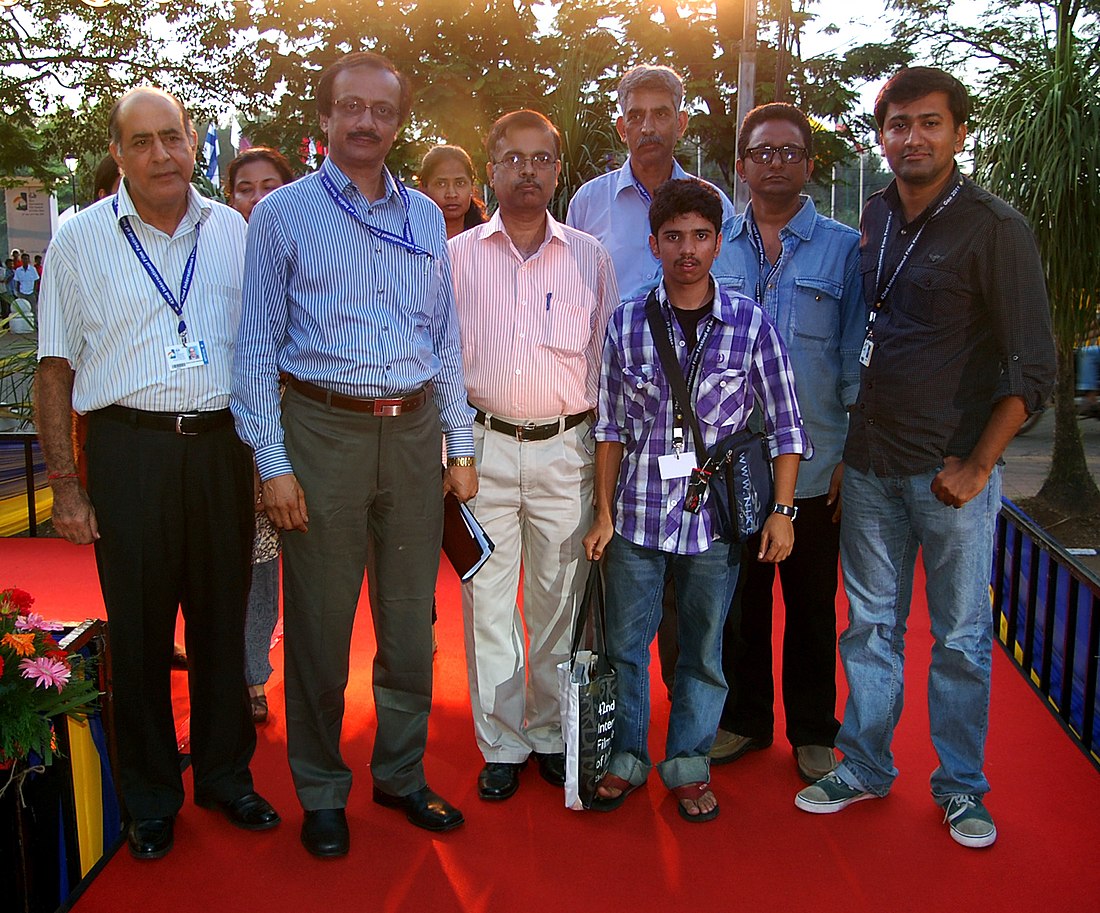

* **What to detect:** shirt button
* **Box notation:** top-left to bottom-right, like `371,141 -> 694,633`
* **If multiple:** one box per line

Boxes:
377,287 -> 384,293
868,418 -> 875,425
515,369 -> 521,375
719,381 -> 727,388
678,340 -> 686,348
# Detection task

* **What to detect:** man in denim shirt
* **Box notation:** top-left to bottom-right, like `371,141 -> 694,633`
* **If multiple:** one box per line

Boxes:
710,103 -> 863,783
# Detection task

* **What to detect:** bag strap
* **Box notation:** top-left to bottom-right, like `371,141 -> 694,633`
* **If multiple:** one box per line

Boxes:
644,290 -> 711,470
570,560 -> 612,674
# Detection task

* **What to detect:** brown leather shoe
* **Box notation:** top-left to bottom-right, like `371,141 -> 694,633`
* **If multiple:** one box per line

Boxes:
708,729 -> 771,765
794,745 -> 839,784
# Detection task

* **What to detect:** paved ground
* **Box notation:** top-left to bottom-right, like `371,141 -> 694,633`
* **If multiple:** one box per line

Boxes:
1002,408 -> 1100,575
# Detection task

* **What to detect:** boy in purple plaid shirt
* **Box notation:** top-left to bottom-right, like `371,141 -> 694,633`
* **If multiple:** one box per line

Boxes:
582,178 -> 811,822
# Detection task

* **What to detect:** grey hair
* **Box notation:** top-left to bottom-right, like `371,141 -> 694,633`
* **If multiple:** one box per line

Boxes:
616,65 -> 685,114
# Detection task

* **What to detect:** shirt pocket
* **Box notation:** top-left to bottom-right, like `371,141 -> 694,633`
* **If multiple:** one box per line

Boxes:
900,265 -> 967,329
694,368 -> 748,428
621,363 -> 661,424
542,294 -> 594,356
792,277 -> 842,342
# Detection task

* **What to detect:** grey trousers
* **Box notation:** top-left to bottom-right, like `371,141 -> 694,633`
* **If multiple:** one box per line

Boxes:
280,385 -> 444,809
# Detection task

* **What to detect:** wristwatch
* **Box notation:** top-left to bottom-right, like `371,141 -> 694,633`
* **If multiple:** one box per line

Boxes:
772,503 -> 798,520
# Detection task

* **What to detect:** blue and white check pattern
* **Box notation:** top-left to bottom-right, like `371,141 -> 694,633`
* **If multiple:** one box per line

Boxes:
231,157 -> 475,481
595,280 -> 811,555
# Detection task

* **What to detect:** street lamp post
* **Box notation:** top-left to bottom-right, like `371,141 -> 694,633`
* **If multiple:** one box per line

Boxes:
64,157 -> 78,213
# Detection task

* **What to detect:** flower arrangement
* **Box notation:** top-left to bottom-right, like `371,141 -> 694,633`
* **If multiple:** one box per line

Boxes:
0,587 -> 100,767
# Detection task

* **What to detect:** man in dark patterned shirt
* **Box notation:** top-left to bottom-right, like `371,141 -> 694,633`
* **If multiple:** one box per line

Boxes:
794,67 -> 1056,849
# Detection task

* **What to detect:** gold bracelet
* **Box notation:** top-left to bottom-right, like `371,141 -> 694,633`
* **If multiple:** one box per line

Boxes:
447,456 -> 476,467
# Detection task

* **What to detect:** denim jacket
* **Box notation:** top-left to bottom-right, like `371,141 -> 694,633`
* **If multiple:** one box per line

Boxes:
713,196 -> 863,498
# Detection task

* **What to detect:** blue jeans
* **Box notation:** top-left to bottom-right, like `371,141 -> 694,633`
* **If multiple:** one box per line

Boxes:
835,464 -> 1001,801
603,533 -> 739,790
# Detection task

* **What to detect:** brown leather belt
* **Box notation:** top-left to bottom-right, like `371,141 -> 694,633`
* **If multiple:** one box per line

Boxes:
96,405 -> 234,435
474,408 -> 590,442
289,377 -> 427,416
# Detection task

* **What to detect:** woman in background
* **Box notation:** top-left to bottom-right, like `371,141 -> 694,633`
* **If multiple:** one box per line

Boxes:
419,145 -> 487,239
226,146 -> 296,723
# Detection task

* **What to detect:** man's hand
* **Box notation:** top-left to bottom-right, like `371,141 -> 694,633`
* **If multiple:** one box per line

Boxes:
826,462 -> 844,524
582,513 -> 614,561
262,473 -> 309,531
50,481 -> 99,545
756,513 -> 794,563
443,464 -> 478,502
930,455 -> 990,509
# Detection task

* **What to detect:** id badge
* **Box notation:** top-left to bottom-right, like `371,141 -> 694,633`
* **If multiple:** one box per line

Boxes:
658,451 -> 697,480
166,339 -> 208,372
859,337 -> 874,367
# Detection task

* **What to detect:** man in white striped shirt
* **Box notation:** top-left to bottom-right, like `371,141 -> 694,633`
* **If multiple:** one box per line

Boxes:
35,87 -> 279,861
449,110 -> 619,802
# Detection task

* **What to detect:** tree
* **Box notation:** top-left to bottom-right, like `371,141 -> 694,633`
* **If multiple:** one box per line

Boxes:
888,0 -> 1100,514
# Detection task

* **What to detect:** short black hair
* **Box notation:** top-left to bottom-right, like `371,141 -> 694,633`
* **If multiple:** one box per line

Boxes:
737,102 -> 814,160
874,66 -> 970,130
649,178 -> 723,236
485,109 -> 562,161
315,51 -> 411,123
93,155 -> 120,198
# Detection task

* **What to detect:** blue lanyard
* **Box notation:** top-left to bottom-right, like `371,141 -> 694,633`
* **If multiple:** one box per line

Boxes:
630,169 -> 661,262
747,215 -> 783,305
113,198 -> 199,343
660,295 -> 717,403
318,167 -> 432,258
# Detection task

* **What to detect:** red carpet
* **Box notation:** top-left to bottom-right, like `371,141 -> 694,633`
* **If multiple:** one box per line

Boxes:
4,537 -> 1098,913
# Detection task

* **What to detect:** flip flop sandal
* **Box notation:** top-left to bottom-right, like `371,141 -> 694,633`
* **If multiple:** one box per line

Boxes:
590,774 -> 640,812
673,781 -> 719,823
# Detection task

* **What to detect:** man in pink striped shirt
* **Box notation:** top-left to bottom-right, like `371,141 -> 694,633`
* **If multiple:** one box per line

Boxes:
448,109 -> 620,802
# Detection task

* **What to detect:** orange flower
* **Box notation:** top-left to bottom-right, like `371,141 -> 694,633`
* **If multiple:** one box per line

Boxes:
2,632 -> 37,657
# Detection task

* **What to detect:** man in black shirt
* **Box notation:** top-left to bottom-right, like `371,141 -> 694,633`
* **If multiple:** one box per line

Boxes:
793,67 -> 1055,849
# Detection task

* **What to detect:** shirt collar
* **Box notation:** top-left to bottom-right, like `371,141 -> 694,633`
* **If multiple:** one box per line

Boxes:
477,208 -> 570,251
320,156 -> 401,207
614,156 -> 690,199
883,165 -> 964,224
727,194 -> 817,243
114,179 -> 210,234
656,276 -> 726,323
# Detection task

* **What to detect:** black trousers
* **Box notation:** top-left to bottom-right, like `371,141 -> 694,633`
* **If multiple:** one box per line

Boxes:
86,409 -> 256,820
719,494 -> 841,747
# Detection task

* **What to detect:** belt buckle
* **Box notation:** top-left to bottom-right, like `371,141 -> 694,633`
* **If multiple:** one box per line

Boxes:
516,420 -> 539,442
374,400 -> 402,417
175,413 -> 199,435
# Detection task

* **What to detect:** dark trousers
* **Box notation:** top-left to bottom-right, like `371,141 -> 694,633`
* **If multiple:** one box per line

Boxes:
280,387 -> 443,808
720,494 -> 841,747
86,410 -> 256,820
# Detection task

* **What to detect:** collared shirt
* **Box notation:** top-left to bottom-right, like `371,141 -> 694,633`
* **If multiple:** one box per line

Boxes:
713,196 -> 862,498
448,210 -> 619,418
596,280 -> 811,555
13,265 -> 38,295
566,156 -> 736,302
37,183 -> 246,414
845,169 -> 1056,477
231,157 -> 474,481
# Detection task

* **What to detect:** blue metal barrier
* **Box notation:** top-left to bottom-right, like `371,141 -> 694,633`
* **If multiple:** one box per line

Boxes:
992,499 -> 1100,767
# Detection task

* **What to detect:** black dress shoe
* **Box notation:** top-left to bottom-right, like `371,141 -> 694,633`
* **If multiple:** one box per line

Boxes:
301,808 -> 349,858
196,791 -> 281,831
533,752 -> 566,788
372,785 -> 464,832
477,761 -> 527,800
128,817 -> 174,860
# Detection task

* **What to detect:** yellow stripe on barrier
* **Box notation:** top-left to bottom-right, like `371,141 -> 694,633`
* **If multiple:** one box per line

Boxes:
66,715 -> 104,877
0,487 -> 52,537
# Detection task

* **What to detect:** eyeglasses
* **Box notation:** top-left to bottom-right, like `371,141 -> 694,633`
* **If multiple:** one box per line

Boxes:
331,98 -> 400,126
745,145 -> 808,165
493,153 -> 558,171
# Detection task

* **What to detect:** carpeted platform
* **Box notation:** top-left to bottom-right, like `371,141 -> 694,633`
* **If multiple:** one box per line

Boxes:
4,537 -> 1098,913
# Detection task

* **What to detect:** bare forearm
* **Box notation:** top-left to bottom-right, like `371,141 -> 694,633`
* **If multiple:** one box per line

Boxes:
771,452 -> 800,507
592,441 -> 624,519
34,357 -> 77,473
969,395 -> 1029,474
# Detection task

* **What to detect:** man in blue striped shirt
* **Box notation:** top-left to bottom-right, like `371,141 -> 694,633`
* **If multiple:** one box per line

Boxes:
231,52 -> 476,856
583,179 -> 810,823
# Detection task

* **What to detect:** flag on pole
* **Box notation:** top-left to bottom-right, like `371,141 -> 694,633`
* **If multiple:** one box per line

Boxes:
204,124 -> 219,183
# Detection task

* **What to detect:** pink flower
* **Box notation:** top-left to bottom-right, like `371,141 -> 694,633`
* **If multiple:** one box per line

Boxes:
15,612 -> 65,633
18,656 -> 73,691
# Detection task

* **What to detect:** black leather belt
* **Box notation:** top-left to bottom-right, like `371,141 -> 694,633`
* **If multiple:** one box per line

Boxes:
96,405 -> 235,435
290,377 -> 427,416
474,408 -> 590,442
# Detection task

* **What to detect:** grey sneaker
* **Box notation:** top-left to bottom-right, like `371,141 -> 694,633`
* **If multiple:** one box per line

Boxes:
795,771 -> 875,814
943,795 -> 997,848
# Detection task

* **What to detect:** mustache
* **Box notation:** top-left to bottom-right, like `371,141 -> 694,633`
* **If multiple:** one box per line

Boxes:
511,178 -> 543,190
675,257 -> 700,268
636,135 -> 663,147
348,129 -> 383,143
